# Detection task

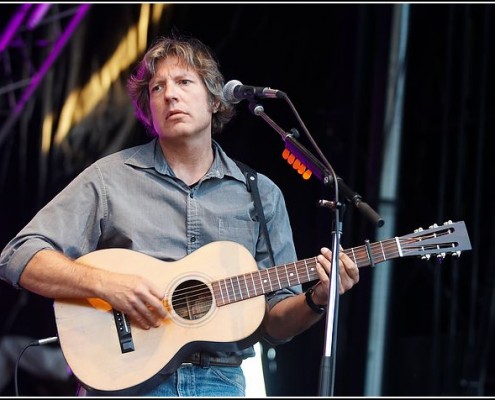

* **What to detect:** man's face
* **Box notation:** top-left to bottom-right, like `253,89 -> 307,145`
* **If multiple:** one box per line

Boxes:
148,56 -> 214,141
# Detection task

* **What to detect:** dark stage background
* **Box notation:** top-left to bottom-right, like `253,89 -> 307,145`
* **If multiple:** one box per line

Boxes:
0,3 -> 493,397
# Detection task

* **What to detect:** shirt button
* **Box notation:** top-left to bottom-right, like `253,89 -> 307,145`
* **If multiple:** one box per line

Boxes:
189,192 -> 194,198
191,237 -> 196,243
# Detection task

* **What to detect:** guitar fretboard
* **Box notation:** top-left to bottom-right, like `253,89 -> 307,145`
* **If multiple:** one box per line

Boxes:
211,238 -> 402,306
211,221 -> 470,307
212,257 -> 320,306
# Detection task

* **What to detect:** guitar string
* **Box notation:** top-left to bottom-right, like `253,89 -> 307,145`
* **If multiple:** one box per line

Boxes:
144,228 -> 462,316
168,233 -> 455,308
169,230 -> 450,304
163,234 -> 457,312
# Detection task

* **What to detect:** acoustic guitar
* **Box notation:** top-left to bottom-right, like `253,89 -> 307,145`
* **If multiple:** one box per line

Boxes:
53,220 -> 471,391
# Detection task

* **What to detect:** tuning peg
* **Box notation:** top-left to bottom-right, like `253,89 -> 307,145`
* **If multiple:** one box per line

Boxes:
429,223 -> 439,229
436,252 -> 446,260
421,254 -> 431,260
443,220 -> 453,225
414,227 -> 424,233
452,251 -> 462,258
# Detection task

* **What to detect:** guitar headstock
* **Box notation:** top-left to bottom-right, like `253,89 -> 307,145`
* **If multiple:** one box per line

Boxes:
399,220 -> 472,260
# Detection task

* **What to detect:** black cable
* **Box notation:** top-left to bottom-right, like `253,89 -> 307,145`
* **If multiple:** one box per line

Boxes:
13,336 -> 59,396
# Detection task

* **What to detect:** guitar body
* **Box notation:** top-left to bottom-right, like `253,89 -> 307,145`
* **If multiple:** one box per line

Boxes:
54,241 -> 265,392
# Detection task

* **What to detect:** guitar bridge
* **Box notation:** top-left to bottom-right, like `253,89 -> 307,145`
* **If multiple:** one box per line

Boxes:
113,309 -> 135,353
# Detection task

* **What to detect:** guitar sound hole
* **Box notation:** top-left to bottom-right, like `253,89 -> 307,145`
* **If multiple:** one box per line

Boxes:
172,280 -> 212,321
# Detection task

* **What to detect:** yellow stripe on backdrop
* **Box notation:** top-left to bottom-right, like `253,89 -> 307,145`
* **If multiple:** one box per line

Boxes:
42,4 -> 167,153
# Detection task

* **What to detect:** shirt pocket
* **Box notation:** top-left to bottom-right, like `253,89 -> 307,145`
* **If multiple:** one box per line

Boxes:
218,218 -> 259,256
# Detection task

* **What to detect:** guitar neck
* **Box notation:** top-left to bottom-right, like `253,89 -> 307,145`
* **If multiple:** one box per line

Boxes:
213,239 -> 397,307
213,220 -> 472,307
345,237 -> 401,268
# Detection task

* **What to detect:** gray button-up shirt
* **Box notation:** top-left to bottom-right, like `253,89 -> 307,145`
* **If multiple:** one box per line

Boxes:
0,138 -> 300,361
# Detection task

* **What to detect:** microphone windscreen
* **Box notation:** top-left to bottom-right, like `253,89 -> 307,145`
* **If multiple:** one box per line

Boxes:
222,80 -> 242,104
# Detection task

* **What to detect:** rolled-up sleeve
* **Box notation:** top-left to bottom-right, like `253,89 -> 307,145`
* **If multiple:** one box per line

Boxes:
0,164 -> 105,288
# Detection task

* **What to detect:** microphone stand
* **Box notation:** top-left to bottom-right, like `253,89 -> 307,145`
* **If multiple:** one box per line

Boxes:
247,99 -> 384,396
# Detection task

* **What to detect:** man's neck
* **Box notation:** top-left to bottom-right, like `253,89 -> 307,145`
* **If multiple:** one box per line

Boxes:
158,137 -> 214,186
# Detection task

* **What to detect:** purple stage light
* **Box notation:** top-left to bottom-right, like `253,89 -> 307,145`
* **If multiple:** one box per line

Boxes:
26,4 -> 52,30
0,4 -> 33,54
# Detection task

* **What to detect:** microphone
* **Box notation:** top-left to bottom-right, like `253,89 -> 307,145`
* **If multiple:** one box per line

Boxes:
222,80 -> 285,104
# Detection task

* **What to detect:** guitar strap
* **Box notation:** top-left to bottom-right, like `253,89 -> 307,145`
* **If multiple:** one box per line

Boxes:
234,160 -> 276,267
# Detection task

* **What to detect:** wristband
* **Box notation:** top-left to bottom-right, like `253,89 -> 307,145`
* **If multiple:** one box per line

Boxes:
305,286 -> 326,315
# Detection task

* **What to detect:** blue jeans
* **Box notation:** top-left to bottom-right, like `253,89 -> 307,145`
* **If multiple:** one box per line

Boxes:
79,364 -> 246,397
142,364 -> 246,397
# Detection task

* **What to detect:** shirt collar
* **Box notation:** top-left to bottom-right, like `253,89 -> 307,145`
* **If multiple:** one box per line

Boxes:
123,138 -> 247,185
